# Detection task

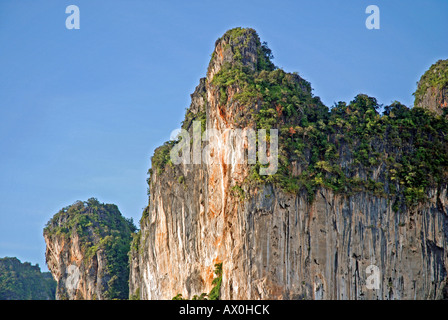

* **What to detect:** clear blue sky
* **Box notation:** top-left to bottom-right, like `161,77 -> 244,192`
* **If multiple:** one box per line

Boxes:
0,0 -> 447,271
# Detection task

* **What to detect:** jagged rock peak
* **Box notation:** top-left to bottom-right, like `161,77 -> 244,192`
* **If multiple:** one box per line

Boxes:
131,29 -> 448,301
414,59 -> 448,115
207,27 -> 275,81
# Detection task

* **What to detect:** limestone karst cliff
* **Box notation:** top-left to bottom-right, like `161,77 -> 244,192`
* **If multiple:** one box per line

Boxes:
44,198 -> 136,300
129,28 -> 448,300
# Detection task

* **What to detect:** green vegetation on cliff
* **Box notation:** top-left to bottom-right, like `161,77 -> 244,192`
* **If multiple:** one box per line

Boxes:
207,262 -> 223,300
44,198 -> 136,300
414,59 -> 448,106
0,257 -> 56,300
249,93 -> 448,208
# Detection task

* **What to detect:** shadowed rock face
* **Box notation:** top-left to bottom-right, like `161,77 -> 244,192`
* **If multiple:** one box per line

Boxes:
129,28 -> 448,300
414,59 -> 448,116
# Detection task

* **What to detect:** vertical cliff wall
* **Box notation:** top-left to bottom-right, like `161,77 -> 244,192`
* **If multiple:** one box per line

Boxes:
130,28 -> 448,300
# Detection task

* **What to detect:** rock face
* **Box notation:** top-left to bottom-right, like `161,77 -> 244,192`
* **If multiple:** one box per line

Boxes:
414,59 -> 448,116
44,198 -> 135,300
129,28 -> 448,300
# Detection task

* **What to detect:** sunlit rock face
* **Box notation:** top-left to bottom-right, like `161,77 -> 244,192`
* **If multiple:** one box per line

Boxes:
129,28 -> 448,300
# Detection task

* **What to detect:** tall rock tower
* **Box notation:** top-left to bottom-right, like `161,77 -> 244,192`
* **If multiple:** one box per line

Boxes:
414,59 -> 448,116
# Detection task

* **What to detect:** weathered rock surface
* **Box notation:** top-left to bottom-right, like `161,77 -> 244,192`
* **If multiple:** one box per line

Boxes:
129,28 -> 448,300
